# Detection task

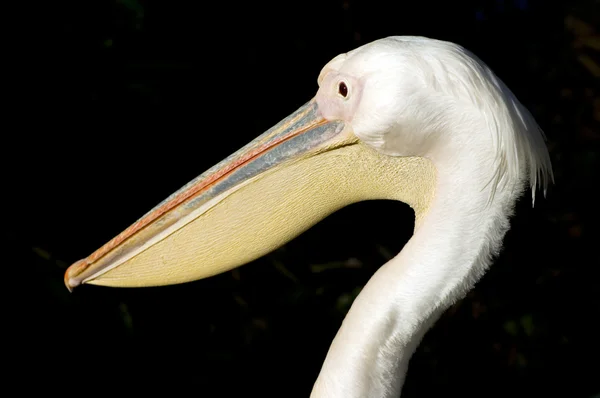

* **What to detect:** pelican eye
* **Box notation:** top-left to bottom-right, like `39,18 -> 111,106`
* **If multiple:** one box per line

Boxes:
338,81 -> 348,98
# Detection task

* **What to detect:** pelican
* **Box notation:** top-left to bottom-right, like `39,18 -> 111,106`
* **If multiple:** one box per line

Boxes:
65,36 -> 553,397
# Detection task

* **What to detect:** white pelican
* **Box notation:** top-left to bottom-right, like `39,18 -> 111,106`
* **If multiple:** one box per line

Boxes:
65,36 -> 553,397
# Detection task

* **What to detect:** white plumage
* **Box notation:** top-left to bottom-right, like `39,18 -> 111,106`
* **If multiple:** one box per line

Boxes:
310,36 -> 552,397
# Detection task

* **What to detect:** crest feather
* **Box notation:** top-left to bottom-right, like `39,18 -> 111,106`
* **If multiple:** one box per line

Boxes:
399,36 -> 554,205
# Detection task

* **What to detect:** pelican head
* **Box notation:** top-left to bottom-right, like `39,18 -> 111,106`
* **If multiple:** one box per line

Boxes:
64,36 -> 552,397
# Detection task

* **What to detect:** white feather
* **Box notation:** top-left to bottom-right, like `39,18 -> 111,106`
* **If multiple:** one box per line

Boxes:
311,36 -> 553,397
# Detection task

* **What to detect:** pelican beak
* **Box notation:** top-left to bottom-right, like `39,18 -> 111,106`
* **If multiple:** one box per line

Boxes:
64,99 -> 358,290
65,96 -> 436,291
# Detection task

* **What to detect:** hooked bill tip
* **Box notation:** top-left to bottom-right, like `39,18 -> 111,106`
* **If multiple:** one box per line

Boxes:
64,259 -> 88,292
64,275 -> 76,292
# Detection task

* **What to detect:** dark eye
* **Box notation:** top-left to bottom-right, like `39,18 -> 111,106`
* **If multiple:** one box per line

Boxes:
338,81 -> 348,98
